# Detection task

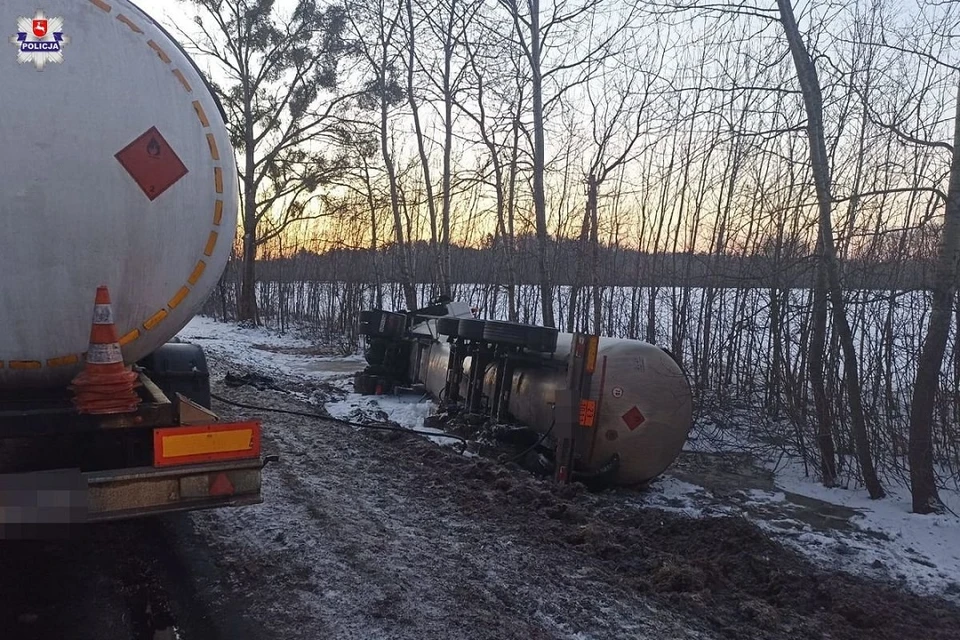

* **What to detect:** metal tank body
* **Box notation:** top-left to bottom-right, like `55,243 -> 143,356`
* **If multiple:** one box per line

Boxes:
413,324 -> 693,485
0,0 -> 238,387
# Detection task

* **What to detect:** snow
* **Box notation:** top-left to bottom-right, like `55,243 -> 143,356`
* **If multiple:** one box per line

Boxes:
770,459 -> 960,596
177,316 -> 457,448
177,315 -> 366,382
326,392 -> 462,447
176,314 -> 960,603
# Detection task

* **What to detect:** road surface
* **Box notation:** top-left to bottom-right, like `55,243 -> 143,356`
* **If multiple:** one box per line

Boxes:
1,353 -> 959,639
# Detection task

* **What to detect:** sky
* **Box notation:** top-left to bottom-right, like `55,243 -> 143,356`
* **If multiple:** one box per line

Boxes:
130,0 -> 171,24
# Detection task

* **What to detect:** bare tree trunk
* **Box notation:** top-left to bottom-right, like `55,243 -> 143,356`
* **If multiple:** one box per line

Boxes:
588,175 -> 601,334
907,82 -> 960,515
777,0 -> 883,498
809,253 -> 838,486
506,93 -> 522,322
439,0 -> 457,297
361,156 -> 384,308
405,0 -> 441,290
378,19 -> 416,310
567,181 -> 593,332
238,86 -> 258,322
528,0 -> 554,327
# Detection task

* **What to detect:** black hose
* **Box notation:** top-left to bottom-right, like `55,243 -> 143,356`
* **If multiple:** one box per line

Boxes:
507,418 -> 556,464
209,391 -> 469,447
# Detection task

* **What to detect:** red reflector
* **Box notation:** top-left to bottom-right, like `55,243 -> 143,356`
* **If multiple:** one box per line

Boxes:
209,473 -> 234,496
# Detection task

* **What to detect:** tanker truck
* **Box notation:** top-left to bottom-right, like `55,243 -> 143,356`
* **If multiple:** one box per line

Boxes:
0,0 -> 266,532
355,302 -> 694,488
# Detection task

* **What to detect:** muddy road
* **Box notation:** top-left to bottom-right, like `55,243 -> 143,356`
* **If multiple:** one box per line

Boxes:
2,352 -> 960,639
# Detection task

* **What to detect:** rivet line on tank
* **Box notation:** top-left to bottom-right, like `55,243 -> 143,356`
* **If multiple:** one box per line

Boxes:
47,355 -> 80,368
148,40 -> 171,64
168,286 -> 190,310
116,14 -> 144,34
188,261 -> 207,285
89,0 -> 111,12
144,310 -> 169,332
172,69 -> 193,93
119,329 -> 140,347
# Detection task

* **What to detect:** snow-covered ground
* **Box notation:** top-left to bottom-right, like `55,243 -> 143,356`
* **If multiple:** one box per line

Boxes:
176,315 -> 960,602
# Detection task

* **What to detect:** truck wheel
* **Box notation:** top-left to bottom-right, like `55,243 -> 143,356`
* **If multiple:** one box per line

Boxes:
457,318 -> 487,341
359,310 -> 406,338
437,317 -> 461,338
525,326 -> 559,353
482,320 -> 528,346
483,321 -> 559,352
138,342 -> 211,408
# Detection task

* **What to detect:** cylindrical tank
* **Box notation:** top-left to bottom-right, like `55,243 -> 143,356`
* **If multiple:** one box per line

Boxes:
0,0 -> 237,388
414,324 -> 694,485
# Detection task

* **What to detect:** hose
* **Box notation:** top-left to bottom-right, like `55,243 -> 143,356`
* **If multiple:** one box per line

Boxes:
507,418 -> 556,464
209,391 -> 470,450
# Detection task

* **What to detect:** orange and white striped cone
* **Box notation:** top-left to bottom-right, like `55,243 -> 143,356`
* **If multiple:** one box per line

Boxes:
69,285 -> 141,415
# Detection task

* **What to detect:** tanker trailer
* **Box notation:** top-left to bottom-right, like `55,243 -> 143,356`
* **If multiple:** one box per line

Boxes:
357,304 -> 693,487
0,0 -> 266,532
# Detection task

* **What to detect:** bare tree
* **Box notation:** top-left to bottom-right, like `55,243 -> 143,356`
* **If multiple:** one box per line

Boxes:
775,0 -> 883,498
346,0 -> 418,309
180,0 -> 352,322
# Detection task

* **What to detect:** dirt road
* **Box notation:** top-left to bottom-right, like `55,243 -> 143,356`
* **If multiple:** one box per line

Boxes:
2,351 -> 960,639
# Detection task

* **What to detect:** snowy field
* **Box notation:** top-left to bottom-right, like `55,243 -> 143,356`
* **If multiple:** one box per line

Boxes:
177,315 -> 960,602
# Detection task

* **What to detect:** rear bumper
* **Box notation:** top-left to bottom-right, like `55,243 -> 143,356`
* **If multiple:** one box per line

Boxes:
0,459 -> 263,535
87,458 -> 264,521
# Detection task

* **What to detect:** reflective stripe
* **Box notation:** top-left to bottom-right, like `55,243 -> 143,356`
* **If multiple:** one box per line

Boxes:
93,304 -> 114,324
87,343 -> 123,364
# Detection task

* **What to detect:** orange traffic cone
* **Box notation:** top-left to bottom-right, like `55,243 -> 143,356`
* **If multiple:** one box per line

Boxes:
69,286 -> 141,415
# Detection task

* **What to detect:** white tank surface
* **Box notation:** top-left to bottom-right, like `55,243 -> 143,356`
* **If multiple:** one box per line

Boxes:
0,0 -> 238,387
413,324 -> 694,486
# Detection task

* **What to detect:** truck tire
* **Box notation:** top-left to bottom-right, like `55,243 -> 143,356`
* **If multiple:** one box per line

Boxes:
354,372 -> 378,395
359,310 -> 406,338
483,321 -> 559,353
525,326 -> 559,353
364,340 -> 388,366
138,342 -> 211,408
437,317 -> 461,338
457,318 -> 487,341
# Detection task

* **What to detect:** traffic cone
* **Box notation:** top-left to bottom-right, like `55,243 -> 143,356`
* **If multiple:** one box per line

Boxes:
69,286 -> 141,415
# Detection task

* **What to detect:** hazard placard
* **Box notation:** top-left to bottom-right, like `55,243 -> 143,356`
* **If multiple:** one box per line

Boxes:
622,406 -> 646,431
578,399 -> 597,428
115,126 -> 189,201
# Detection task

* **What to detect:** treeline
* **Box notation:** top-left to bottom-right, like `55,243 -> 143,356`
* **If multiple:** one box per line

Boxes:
178,0 -> 960,513
253,241 -> 938,290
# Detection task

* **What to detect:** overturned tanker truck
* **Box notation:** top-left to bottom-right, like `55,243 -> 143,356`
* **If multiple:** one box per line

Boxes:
355,300 -> 694,488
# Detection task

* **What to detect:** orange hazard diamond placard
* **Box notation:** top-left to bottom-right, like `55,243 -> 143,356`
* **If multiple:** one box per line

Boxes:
115,127 -> 189,201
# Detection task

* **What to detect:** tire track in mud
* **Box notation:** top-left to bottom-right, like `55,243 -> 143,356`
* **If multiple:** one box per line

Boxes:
189,360 -> 713,640
154,346 -> 960,640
